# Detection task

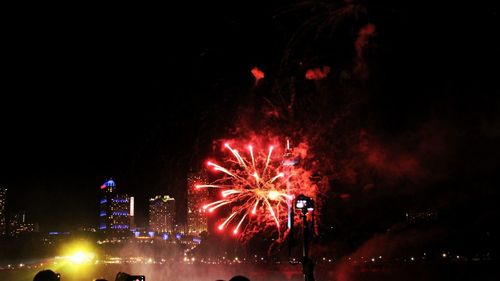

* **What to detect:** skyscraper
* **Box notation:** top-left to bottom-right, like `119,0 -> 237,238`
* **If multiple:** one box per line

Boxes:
8,211 -> 37,236
130,196 -> 135,229
99,180 -> 130,238
0,188 -> 6,235
282,139 -> 298,230
187,172 -> 209,235
149,195 -> 175,233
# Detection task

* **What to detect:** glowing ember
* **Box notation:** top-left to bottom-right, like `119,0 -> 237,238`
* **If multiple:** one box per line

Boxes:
251,67 -> 265,83
305,66 -> 331,80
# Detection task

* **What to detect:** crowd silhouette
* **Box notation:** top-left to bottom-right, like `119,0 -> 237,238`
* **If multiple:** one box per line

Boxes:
32,269 -> 251,281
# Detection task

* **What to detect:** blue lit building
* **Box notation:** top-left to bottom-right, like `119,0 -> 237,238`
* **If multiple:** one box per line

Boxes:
99,179 -> 130,238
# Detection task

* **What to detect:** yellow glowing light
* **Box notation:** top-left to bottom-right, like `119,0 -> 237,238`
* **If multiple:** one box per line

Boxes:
69,251 -> 95,264
267,190 -> 280,201
60,240 -> 96,266
70,252 -> 86,264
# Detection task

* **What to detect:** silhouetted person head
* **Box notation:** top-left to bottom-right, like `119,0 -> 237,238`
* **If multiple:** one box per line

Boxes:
229,275 -> 250,281
115,272 -> 128,281
33,270 -> 60,281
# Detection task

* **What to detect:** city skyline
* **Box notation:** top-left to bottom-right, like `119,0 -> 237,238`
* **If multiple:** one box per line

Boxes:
0,1 -> 497,280
0,175 -> 208,233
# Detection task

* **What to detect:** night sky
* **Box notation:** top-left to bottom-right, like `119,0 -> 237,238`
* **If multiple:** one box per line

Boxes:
1,0 -> 499,238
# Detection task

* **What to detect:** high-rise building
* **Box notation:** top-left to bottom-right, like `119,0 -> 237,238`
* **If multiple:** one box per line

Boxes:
8,211 -> 37,236
187,172 -> 209,235
0,188 -> 7,235
99,180 -> 130,238
149,195 -> 175,233
282,139 -> 298,230
130,196 -> 135,229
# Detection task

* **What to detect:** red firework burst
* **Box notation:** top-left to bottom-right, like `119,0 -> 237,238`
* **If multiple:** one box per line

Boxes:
197,140 -> 304,239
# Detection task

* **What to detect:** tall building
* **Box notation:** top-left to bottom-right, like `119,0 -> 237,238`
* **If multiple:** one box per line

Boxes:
130,196 -> 135,229
0,188 -> 7,235
187,172 -> 209,235
149,195 -> 175,233
8,211 -> 37,236
99,180 -> 130,238
281,139 -> 299,230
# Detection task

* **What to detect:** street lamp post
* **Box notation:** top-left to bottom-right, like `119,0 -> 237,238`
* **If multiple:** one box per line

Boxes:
294,194 -> 315,281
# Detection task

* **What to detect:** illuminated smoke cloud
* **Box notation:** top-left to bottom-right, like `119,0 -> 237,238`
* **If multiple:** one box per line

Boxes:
354,23 -> 376,79
305,66 -> 331,80
357,131 -> 424,183
265,108 -> 281,119
293,141 -> 309,160
332,227 -> 446,281
339,193 -> 351,200
251,67 -> 265,84
360,143 -> 420,180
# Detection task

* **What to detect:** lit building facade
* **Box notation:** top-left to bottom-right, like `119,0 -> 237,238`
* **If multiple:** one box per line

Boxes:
0,188 -> 6,235
130,196 -> 135,229
187,172 -> 209,235
8,211 -> 37,236
99,180 -> 130,237
149,195 -> 175,233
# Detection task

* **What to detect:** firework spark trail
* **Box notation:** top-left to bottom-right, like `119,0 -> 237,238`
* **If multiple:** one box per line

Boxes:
251,199 -> 260,215
264,145 -> 274,174
196,184 -> 225,189
248,145 -> 255,168
218,212 -> 238,230
264,198 -> 280,228
233,214 -> 247,234
207,162 -> 236,178
268,172 -> 285,184
203,200 -> 231,213
225,143 -> 247,168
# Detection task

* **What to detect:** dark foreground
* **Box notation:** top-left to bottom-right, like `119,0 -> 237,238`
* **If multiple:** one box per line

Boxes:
0,262 -> 497,281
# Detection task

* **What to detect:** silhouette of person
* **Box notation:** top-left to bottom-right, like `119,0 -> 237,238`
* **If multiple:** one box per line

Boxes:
115,272 -> 130,281
33,270 -> 60,281
302,256 -> 315,281
229,275 -> 250,281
